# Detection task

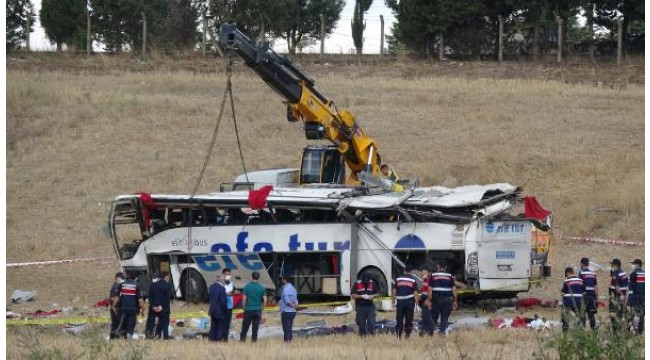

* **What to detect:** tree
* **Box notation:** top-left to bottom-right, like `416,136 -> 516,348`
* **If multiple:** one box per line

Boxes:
89,0 -> 171,53
352,0 -> 373,63
166,0 -> 199,51
6,0 -> 35,51
596,0 -> 644,54
270,0 -> 345,55
40,0 -> 87,51
209,0 -> 282,41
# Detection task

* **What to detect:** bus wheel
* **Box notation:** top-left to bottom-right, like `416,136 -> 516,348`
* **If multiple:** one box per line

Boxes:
358,267 -> 388,296
181,269 -> 208,303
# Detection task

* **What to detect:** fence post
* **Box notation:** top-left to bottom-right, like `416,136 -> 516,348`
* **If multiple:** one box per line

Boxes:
86,8 -> 92,55
617,18 -> 623,65
202,13 -> 207,57
380,15 -> 384,60
320,14 -> 325,60
141,12 -> 147,58
556,16 -> 563,64
25,14 -> 30,52
498,15 -> 504,64
438,34 -> 444,61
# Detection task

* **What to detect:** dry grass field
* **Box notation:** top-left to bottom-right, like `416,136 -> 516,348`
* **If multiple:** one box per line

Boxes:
5,55 -> 645,358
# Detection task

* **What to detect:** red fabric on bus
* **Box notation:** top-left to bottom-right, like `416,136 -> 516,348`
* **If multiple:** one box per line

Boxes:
524,196 -> 551,220
248,185 -> 273,210
137,192 -> 156,230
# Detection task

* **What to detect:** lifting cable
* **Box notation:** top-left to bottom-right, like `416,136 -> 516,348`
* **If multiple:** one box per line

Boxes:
181,60 -> 251,302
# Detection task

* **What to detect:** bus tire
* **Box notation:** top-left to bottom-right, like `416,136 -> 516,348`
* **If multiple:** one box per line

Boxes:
181,269 -> 208,304
358,267 -> 388,296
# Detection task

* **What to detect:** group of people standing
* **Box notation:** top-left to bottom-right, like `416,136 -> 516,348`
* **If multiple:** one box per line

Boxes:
208,269 -> 299,343
562,257 -> 645,334
352,261 -> 457,338
109,271 -> 172,340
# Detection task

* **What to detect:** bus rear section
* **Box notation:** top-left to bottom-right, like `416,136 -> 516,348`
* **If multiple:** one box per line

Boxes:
475,220 -> 532,294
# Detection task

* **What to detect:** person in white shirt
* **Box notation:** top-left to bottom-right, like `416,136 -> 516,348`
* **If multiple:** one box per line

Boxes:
221,268 -> 236,341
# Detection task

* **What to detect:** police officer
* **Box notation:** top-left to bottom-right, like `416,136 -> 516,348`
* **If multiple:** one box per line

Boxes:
578,257 -> 598,330
418,266 -> 434,336
113,271 -> 145,339
561,267 -> 585,332
609,258 -> 629,331
393,264 -> 419,339
351,273 -> 378,336
109,272 -> 125,339
628,259 -> 645,334
427,261 -> 457,335
149,271 -> 172,339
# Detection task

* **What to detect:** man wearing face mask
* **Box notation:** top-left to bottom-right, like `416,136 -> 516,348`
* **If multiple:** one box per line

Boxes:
221,268 -> 235,341
109,272 -> 125,339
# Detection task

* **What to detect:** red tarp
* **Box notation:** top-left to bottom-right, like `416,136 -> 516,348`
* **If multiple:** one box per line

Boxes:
524,196 -> 551,220
137,192 -> 157,230
248,185 -> 273,210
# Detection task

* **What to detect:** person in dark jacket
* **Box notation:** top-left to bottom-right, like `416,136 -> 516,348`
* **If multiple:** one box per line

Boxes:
578,257 -> 598,330
145,272 -> 162,339
561,267 -> 585,332
628,259 -> 645,334
149,271 -> 172,339
109,272 -> 125,339
351,273 -> 378,336
418,267 -> 434,336
113,271 -> 145,339
208,274 -> 228,342
609,258 -> 629,331
427,261 -> 457,335
393,264 -> 419,339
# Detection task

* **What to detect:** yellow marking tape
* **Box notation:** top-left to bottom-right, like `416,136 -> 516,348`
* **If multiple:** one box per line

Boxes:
6,300 -> 353,326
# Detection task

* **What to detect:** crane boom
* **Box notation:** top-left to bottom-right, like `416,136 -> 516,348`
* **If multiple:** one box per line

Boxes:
217,23 -> 381,184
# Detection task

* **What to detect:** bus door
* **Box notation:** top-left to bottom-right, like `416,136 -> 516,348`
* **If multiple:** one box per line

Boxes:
476,220 -> 531,292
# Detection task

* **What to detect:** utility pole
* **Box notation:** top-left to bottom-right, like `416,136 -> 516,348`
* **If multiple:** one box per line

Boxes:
25,14 -> 31,52
617,18 -> 623,65
556,16 -> 563,64
498,15 -> 504,64
380,15 -> 385,60
86,8 -> 92,55
320,14 -> 325,60
142,12 -> 147,58
202,13 -> 207,57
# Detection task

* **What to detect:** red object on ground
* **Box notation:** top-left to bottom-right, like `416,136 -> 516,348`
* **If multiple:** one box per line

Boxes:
524,196 -> 551,220
491,318 -> 505,328
94,299 -> 111,307
511,316 -> 528,328
248,185 -> 273,210
235,312 -> 244,319
516,297 -> 542,309
598,300 -> 607,308
26,309 -> 61,317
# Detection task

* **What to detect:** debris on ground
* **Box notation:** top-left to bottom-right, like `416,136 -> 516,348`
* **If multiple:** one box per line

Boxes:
11,290 -> 37,303
189,317 -> 209,329
449,316 -> 491,330
62,324 -> 86,335
490,315 -> 559,330
299,303 -> 352,316
94,299 -> 111,307
25,309 -> 61,318
6,311 -> 21,319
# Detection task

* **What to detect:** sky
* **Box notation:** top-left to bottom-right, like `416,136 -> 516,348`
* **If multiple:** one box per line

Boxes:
28,0 -> 397,54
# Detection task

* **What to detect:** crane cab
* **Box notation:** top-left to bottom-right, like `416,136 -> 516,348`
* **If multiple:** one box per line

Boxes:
299,146 -> 346,185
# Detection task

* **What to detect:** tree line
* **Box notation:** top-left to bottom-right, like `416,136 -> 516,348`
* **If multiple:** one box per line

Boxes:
5,0 -> 644,59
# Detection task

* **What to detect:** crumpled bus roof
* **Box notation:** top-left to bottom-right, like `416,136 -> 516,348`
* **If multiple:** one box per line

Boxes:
114,183 -> 520,210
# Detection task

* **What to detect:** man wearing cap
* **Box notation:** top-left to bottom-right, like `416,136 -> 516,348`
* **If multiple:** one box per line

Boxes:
628,259 -> 645,334
578,257 -> 598,330
609,258 -> 629,331
561,267 -> 585,332
109,272 -> 125,339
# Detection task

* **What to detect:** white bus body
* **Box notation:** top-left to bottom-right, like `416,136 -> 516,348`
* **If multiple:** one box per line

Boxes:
108,184 -> 547,300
